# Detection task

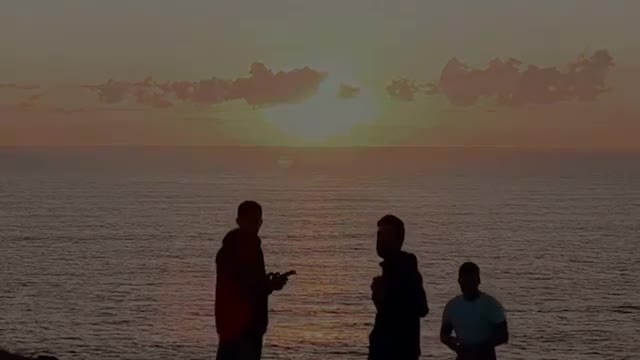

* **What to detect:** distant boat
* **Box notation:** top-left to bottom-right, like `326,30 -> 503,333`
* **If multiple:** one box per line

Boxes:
277,156 -> 294,169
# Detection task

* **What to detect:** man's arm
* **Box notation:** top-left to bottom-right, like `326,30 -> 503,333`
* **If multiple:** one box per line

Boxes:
440,303 -> 458,353
413,269 -> 429,317
488,298 -> 509,347
488,320 -> 509,347
371,276 -> 385,310
408,255 -> 429,317
440,321 -> 458,353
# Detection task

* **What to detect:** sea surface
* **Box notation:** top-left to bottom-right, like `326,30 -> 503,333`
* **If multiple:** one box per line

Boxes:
1,147 -> 639,359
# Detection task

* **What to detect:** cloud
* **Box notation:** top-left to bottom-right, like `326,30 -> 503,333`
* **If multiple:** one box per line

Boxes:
337,83 -> 360,99
385,79 -> 420,101
83,80 -> 131,104
84,62 -> 328,109
385,79 -> 438,101
238,63 -> 328,107
387,50 -> 615,107
6,51 -> 616,113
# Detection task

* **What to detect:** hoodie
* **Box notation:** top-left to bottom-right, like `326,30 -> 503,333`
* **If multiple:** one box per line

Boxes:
369,251 -> 429,359
215,228 -> 271,343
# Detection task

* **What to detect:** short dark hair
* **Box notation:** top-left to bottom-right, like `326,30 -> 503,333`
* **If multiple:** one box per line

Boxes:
237,200 -> 262,219
377,214 -> 405,240
459,262 -> 480,277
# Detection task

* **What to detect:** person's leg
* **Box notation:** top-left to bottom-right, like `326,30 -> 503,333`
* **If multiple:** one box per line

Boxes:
231,334 -> 263,360
367,347 -> 380,360
455,348 -> 496,360
253,335 -> 263,360
367,348 -> 395,360
216,341 -> 238,360
469,347 -> 497,360
243,334 -> 263,360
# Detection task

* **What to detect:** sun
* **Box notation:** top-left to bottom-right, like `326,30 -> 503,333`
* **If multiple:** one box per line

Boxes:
262,62 -> 380,145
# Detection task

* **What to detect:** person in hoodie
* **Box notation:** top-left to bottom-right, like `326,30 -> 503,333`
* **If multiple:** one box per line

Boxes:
369,215 -> 429,360
215,201 -> 291,360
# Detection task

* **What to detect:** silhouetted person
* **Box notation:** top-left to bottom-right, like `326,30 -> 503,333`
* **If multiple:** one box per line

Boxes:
369,215 -> 429,360
440,262 -> 509,360
215,201 -> 292,360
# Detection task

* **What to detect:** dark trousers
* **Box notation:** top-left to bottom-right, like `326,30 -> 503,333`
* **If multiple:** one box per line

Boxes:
216,335 -> 263,360
368,346 -> 419,360
456,347 -> 497,360
369,354 -> 418,360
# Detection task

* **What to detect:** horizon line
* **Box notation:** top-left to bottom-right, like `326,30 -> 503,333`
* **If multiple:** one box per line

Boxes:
1,145 -> 639,153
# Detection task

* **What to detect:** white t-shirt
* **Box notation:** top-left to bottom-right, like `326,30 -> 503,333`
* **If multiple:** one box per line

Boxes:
442,292 -> 506,346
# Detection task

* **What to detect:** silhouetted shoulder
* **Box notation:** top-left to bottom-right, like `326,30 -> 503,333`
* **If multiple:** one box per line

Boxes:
442,295 -> 463,323
216,229 -> 240,264
408,252 -> 418,265
445,295 -> 464,309
478,292 -> 502,306
479,292 -> 506,321
222,228 -> 241,245
216,244 -> 228,264
400,251 -> 419,268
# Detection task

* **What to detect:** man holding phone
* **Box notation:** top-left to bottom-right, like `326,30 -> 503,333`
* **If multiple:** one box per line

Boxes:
215,201 -> 295,360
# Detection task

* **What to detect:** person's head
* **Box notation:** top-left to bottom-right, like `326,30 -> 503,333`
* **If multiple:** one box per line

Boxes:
458,262 -> 481,296
376,214 -> 405,259
236,200 -> 262,235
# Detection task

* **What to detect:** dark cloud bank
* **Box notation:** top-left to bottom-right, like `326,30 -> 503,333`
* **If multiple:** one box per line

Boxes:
12,51 -> 615,111
386,50 -> 615,106
84,62 -> 328,108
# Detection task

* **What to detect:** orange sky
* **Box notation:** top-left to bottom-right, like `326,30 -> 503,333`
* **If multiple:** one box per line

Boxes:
1,1 -> 638,148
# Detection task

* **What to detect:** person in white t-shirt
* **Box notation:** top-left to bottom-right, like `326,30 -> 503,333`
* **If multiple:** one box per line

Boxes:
440,262 -> 509,360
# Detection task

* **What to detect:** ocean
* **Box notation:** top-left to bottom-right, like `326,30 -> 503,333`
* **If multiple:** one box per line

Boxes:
1,147 -> 639,359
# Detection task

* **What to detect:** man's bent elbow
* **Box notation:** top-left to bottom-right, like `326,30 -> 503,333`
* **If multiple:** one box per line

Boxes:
439,333 -> 450,346
494,327 -> 509,346
419,306 -> 429,318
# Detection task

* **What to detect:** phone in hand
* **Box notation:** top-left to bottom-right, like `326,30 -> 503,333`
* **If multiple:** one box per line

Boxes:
267,270 -> 295,291
280,270 -> 296,279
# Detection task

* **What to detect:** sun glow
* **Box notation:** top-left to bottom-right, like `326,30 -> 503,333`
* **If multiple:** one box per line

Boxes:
263,62 -> 380,144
